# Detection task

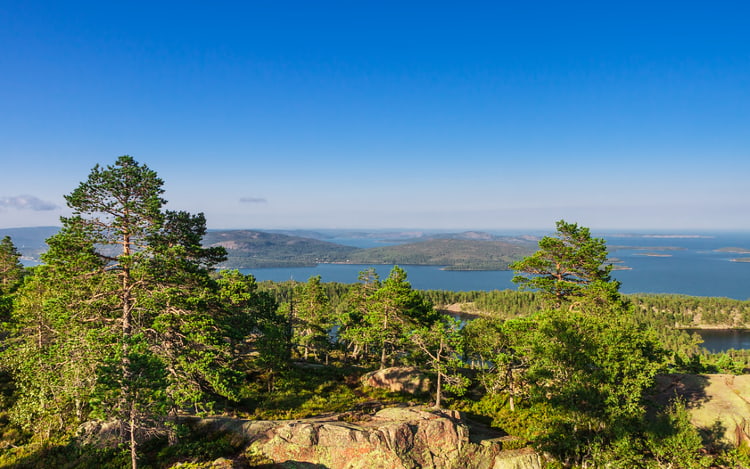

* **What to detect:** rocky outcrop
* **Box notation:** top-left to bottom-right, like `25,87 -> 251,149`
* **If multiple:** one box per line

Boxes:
198,406 -> 542,469
360,366 -> 431,394
654,373 -> 750,449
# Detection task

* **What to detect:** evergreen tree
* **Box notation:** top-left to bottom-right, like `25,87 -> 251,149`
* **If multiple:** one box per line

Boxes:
510,220 -> 616,307
462,317 -> 531,411
0,236 -> 23,295
292,275 -> 333,361
3,156 -> 248,469
0,236 -> 24,325
6,244 -> 111,439
409,315 -> 468,408
370,266 -> 438,369
501,221 -> 666,464
337,268 -> 381,363
338,266 -> 437,368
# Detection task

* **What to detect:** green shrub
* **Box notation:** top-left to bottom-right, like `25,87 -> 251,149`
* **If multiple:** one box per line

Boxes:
645,397 -> 711,469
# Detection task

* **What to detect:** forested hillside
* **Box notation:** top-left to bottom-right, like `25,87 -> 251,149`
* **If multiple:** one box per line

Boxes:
202,229 -> 359,267
344,238 -> 535,270
204,231 -> 536,270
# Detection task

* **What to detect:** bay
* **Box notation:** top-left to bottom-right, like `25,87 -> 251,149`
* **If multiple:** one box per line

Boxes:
241,264 -> 517,291
607,231 -> 750,300
240,231 -> 750,351
683,329 -> 750,353
240,231 -> 750,300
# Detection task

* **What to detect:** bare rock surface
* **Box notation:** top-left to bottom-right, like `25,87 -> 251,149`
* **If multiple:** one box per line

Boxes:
360,366 -> 431,394
654,373 -> 750,448
198,406 -> 541,469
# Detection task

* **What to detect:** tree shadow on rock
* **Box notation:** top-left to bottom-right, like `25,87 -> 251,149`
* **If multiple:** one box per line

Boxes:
649,373 -> 711,412
699,418 -> 732,453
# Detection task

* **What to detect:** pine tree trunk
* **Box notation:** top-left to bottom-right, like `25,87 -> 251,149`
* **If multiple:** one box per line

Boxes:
130,400 -> 138,469
122,232 -> 137,469
435,371 -> 442,409
508,366 -> 515,411
380,314 -> 388,369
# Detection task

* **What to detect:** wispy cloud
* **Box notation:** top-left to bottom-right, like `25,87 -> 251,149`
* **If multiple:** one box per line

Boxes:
239,197 -> 268,204
0,195 -> 58,211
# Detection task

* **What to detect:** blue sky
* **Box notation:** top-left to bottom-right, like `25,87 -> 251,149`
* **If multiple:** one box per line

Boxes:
1,1 -> 748,231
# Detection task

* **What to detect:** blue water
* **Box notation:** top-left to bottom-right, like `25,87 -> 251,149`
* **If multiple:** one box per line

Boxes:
240,231 -> 750,351
606,232 -> 750,300
684,329 -> 750,353
243,263 -> 517,291
241,231 -> 750,300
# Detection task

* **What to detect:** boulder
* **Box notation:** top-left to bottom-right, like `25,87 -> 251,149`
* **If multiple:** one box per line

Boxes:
202,406 -> 544,469
360,366 -> 431,394
654,373 -> 750,449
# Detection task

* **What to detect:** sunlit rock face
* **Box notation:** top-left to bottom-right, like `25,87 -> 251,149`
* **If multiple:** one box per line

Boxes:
201,406 -> 542,469
360,366 -> 432,395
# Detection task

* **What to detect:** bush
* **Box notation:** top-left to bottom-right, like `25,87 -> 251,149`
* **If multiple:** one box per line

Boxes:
645,397 -> 711,469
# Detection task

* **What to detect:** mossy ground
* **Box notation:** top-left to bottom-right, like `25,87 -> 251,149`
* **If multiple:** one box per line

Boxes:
0,362 -> 430,468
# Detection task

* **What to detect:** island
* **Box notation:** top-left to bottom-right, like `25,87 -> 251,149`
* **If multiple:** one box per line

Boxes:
717,247 -> 750,254
201,230 -> 537,270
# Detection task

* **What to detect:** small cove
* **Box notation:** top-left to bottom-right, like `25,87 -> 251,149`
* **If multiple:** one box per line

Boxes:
683,329 -> 750,353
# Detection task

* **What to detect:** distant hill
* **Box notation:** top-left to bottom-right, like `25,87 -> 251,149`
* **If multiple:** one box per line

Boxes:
203,230 -> 359,268
427,231 -> 499,241
345,238 -> 535,270
263,229 -> 336,240
2,227 -> 537,271
204,231 -> 536,270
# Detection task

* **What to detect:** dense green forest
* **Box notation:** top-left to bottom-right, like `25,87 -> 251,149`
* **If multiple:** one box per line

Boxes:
202,229 -> 360,267
1,157 -> 749,468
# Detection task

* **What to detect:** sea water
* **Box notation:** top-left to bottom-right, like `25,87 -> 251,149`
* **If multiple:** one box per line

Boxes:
241,231 -> 750,300
239,231 -> 750,351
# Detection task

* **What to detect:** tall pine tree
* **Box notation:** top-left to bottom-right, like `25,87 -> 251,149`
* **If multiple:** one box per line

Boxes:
4,156 -> 249,469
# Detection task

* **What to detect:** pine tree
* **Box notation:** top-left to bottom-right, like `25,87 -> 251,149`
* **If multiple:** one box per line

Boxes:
0,236 -> 23,295
292,276 -> 332,361
510,220 -> 617,307
409,316 -> 468,408
369,266 -> 438,369
0,235 -> 23,331
3,156 -> 247,469
337,268 -> 381,363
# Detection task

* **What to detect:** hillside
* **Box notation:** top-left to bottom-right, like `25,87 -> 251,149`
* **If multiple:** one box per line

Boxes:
654,374 -> 750,448
345,238 -> 535,270
204,231 -> 535,270
203,230 -> 359,268
2,227 -> 537,270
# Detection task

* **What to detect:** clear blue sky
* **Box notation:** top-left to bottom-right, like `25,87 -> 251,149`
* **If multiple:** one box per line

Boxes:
1,1 -> 748,231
